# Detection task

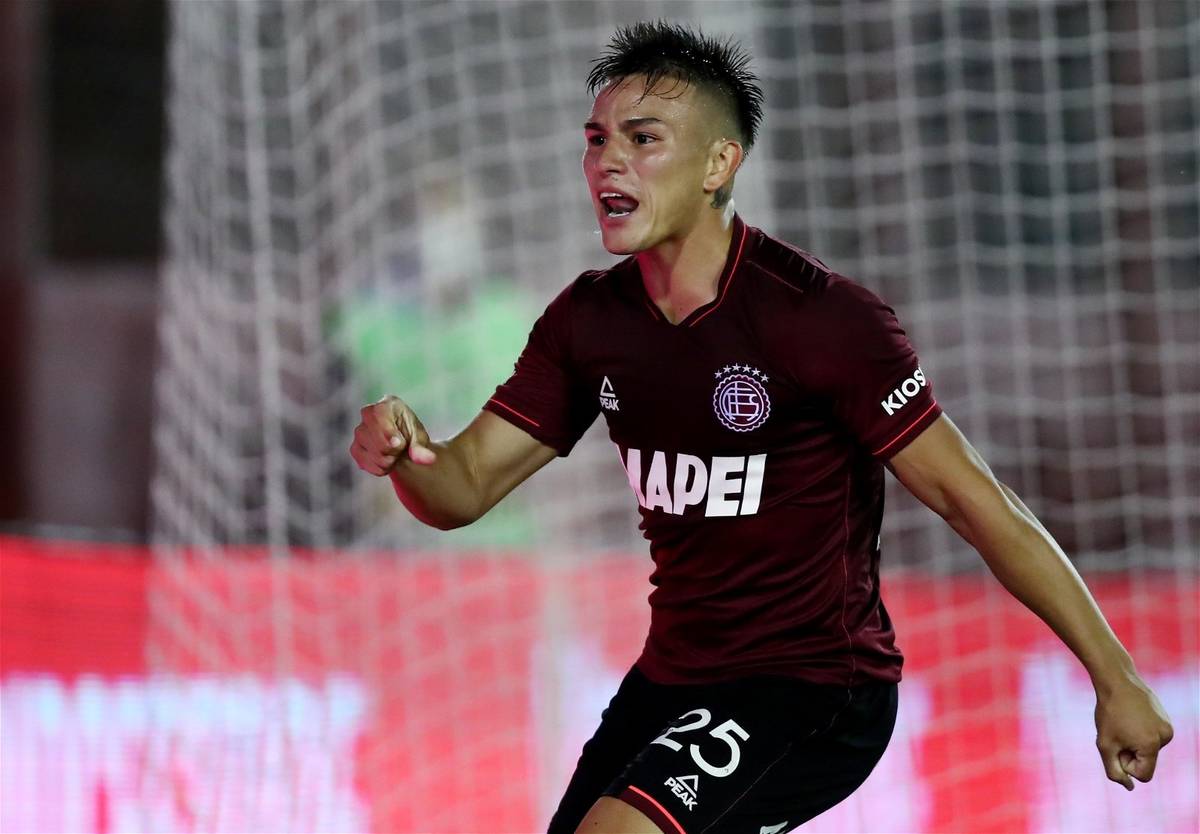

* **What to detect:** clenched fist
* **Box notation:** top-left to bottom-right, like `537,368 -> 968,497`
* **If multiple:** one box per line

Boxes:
1094,673 -> 1174,791
350,395 -> 437,475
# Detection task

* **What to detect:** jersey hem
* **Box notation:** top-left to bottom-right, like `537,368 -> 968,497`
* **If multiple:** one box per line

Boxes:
632,656 -> 902,688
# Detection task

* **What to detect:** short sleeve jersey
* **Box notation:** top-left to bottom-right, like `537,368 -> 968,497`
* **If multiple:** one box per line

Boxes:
484,216 -> 941,687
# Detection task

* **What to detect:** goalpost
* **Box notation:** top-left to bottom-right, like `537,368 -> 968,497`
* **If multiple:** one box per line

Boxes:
153,2 -> 1198,831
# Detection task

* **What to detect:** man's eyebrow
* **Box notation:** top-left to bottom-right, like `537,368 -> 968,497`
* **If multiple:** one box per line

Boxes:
583,117 -> 667,132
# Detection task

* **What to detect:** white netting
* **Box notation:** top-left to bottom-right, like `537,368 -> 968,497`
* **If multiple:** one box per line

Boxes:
152,1 -> 1198,831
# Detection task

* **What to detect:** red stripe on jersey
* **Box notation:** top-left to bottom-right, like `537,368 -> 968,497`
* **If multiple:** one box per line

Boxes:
620,785 -> 688,834
688,222 -> 749,327
642,297 -> 664,320
748,260 -> 794,291
486,398 -> 541,428
872,402 -> 939,457
838,468 -> 857,687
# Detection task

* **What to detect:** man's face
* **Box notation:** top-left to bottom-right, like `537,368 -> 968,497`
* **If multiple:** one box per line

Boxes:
583,76 -> 726,255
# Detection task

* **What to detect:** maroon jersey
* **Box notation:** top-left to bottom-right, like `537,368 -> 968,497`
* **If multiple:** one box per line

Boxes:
484,215 -> 941,687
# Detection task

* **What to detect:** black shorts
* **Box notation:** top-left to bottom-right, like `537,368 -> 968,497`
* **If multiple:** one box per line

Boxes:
547,665 -> 897,834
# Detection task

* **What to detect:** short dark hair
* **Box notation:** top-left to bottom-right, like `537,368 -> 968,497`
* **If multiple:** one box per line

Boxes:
587,21 -> 765,152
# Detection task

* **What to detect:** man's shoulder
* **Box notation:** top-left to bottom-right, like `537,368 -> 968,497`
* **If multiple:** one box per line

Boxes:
743,226 -> 836,297
577,256 -> 637,287
530,258 -> 639,341
554,256 -> 639,309
742,226 -> 885,314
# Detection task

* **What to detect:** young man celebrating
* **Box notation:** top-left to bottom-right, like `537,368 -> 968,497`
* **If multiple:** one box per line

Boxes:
350,22 -> 1173,834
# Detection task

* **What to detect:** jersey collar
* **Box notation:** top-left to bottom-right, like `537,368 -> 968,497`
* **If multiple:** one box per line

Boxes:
638,214 -> 751,327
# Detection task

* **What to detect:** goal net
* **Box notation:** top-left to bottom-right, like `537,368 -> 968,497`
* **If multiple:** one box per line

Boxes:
149,1 -> 1198,831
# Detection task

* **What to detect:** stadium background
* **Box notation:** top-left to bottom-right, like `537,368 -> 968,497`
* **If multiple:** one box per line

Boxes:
1,1 -> 1196,831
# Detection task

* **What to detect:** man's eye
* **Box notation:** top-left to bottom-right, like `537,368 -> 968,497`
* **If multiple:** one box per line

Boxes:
587,135 -> 605,147
634,133 -> 655,145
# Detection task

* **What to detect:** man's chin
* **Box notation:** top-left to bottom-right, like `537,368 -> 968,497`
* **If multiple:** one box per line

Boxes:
599,227 -> 642,255
603,240 -> 638,255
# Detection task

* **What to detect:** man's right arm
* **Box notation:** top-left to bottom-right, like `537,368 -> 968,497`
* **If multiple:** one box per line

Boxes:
350,395 -> 558,530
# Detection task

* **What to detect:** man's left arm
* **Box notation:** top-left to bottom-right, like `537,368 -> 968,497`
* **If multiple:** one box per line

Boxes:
887,413 -> 1174,790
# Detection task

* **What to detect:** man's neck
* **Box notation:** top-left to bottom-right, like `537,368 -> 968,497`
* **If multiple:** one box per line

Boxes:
636,204 -> 737,325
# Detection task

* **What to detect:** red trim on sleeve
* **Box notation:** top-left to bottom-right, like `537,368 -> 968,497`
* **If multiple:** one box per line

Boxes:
485,398 -> 541,429
688,222 -> 749,327
620,785 -> 688,834
872,402 -> 939,457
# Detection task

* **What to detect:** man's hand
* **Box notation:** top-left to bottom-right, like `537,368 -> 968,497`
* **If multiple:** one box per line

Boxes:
350,395 -> 437,475
350,401 -> 554,529
1094,673 -> 1174,790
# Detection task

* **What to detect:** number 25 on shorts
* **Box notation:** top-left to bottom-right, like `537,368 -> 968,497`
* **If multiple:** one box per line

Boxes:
650,708 -> 751,778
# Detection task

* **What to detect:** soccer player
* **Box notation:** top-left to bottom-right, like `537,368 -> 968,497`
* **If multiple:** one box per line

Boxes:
350,22 -> 1173,834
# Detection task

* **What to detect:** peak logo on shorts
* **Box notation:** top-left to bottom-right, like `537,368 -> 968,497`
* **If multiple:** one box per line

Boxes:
620,448 -> 766,517
881,367 -> 927,416
664,774 -> 699,810
599,376 -> 620,411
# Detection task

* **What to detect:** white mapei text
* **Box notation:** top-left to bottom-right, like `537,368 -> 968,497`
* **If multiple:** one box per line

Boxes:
620,448 -> 767,517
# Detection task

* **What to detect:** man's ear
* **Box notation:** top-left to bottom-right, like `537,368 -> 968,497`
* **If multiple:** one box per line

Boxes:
703,138 -> 744,195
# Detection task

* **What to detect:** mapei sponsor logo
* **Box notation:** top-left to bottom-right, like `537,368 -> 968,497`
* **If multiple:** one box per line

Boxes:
664,774 -> 699,810
620,448 -> 766,517
880,367 -> 928,416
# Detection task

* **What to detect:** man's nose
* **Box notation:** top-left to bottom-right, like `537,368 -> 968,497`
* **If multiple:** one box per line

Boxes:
597,140 -> 627,174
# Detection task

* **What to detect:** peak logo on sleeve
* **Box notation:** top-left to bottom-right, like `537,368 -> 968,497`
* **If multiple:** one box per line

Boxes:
881,367 -> 927,416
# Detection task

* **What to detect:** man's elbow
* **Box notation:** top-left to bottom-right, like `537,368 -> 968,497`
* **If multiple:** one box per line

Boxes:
428,513 -> 476,531
415,504 -> 483,531
388,467 -> 486,530
946,480 -> 1044,557
936,479 -> 1017,545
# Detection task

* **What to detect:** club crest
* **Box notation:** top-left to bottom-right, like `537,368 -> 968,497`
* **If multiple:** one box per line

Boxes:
713,364 -> 771,432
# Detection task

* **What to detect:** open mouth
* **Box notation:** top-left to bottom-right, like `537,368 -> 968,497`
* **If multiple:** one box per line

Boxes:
599,191 -> 639,218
